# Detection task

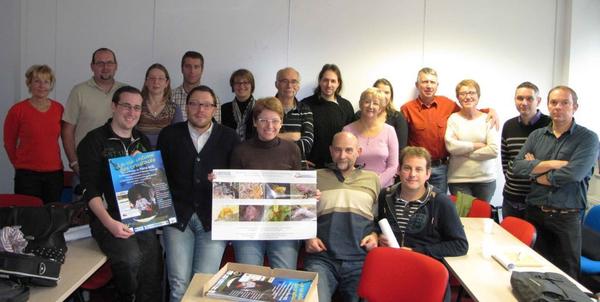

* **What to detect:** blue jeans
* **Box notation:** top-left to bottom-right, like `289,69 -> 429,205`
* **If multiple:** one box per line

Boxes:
449,181 -> 496,202
233,240 -> 299,269
163,213 -> 226,302
303,254 -> 363,302
429,164 -> 448,194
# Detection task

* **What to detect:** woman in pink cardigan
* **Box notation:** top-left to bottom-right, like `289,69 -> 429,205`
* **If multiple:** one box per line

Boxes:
343,87 -> 399,187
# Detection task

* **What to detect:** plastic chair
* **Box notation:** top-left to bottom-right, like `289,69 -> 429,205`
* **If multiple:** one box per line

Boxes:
0,194 -> 43,207
358,247 -> 449,302
74,262 -> 113,302
500,216 -> 537,247
449,195 -> 492,218
581,205 -> 600,274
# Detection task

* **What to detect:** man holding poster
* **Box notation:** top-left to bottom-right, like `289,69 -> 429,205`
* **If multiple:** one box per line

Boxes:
158,85 -> 240,302
77,86 -> 162,302
304,131 -> 380,302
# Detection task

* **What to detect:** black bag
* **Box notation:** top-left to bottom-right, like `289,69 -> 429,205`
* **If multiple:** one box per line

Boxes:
0,203 -> 74,263
0,279 -> 29,302
510,271 -> 593,302
0,252 -> 61,287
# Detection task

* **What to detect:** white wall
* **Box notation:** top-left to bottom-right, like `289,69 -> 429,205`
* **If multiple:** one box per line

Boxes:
1,0 -> 597,205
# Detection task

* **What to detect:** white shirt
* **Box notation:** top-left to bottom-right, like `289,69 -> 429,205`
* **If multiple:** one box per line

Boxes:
187,122 -> 213,153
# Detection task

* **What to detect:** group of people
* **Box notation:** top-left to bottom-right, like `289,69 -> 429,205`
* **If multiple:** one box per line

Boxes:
3,46 -> 598,302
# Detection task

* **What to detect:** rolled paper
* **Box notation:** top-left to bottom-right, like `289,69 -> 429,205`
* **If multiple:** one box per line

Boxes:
378,218 -> 400,248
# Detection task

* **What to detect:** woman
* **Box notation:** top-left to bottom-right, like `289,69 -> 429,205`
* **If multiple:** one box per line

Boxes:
230,97 -> 302,269
344,88 -> 399,187
3,65 -> 64,204
137,63 -> 183,148
301,64 -> 355,168
372,78 -> 408,150
222,69 -> 256,141
445,79 -> 498,202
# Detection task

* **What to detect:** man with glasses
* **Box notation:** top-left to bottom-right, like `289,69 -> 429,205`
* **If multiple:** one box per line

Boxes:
275,67 -> 314,163
62,47 -> 126,177
77,86 -> 162,302
157,86 -> 240,302
172,51 -> 221,122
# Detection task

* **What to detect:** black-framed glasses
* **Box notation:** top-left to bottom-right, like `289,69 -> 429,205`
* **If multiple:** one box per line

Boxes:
187,102 -> 216,110
117,103 -> 142,112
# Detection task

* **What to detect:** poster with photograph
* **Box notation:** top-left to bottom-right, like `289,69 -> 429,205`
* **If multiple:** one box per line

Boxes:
109,151 -> 177,232
212,169 -> 317,240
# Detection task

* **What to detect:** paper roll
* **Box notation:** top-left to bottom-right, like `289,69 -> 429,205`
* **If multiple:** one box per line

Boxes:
378,218 -> 400,248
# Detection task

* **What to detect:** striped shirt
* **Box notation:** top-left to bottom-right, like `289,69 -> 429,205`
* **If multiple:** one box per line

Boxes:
281,101 -> 314,160
393,193 -> 426,233
501,111 -> 551,202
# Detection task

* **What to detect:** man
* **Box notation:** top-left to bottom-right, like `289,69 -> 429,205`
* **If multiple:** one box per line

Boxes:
501,82 -> 551,218
275,67 -> 314,161
378,146 -> 468,302
513,86 -> 599,278
62,47 -> 126,176
172,51 -> 221,122
77,86 -> 162,302
302,64 -> 355,168
304,131 -> 379,302
157,86 -> 240,302
401,67 -> 498,194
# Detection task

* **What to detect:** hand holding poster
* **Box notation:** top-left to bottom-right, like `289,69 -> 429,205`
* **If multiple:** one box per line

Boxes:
212,169 -> 317,240
109,150 -> 177,232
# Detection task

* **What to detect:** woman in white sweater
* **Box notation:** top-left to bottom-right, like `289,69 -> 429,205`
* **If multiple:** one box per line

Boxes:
445,79 -> 498,202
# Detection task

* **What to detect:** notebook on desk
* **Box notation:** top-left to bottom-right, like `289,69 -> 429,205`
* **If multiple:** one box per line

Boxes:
492,250 -> 544,271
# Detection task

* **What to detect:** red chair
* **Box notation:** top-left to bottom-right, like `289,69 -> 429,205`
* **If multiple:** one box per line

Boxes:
358,247 -> 449,302
0,194 -> 43,207
500,216 -> 537,247
74,262 -> 113,302
468,199 -> 492,218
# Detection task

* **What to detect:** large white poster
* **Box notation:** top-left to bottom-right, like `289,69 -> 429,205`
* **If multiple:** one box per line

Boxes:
211,169 -> 317,240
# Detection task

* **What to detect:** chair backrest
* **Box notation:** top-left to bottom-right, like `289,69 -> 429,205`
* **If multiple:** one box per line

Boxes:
468,199 -> 492,218
0,194 -> 43,207
358,247 -> 449,302
584,205 -> 600,232
500,216 -> 537,247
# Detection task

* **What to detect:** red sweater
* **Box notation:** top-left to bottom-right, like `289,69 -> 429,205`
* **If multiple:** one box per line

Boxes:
3,99 -> 64,171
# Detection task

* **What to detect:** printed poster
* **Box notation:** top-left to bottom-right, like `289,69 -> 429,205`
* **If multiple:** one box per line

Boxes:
109,150 -> 177,232
212,169 -> 317,240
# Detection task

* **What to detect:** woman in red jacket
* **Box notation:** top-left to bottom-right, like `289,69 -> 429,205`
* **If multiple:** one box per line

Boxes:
3,65 -> 64,204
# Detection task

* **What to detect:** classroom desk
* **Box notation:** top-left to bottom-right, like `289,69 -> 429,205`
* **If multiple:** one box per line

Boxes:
444,217 -> 591,302
29,237 -> 107,302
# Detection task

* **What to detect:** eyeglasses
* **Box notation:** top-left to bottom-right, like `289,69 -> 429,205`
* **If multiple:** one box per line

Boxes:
458,91 -> 478,97
257,118 -> 282,126
234,81 -> 251,86
146,77 -> 167,82
94,61 -> 116,67
187,102 -> 216,110
117,103 -> 142,112
278,79 -> 300,86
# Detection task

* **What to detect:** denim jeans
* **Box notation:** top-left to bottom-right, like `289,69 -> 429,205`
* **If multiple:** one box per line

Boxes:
502,198 -> 527,219
90,219 -> 163,302
303,254 -> 364,302
429,164 -> 448,194
526,206 -> 582,279
449,180 -> 496,202
163,213 -> 227,302
233,240 -> 299,269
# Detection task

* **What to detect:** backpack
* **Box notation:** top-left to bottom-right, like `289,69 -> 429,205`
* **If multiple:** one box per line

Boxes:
511,271 -> 594,302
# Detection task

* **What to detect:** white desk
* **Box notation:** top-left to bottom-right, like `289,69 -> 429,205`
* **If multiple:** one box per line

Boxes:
29,237 -> 107,302
444,218 -> 591,302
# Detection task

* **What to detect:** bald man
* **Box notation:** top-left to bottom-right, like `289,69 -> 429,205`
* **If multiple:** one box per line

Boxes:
304,131 -> 380,302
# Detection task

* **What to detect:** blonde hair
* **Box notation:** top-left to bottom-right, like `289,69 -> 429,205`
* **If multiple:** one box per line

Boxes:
25,65 -> 55,92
